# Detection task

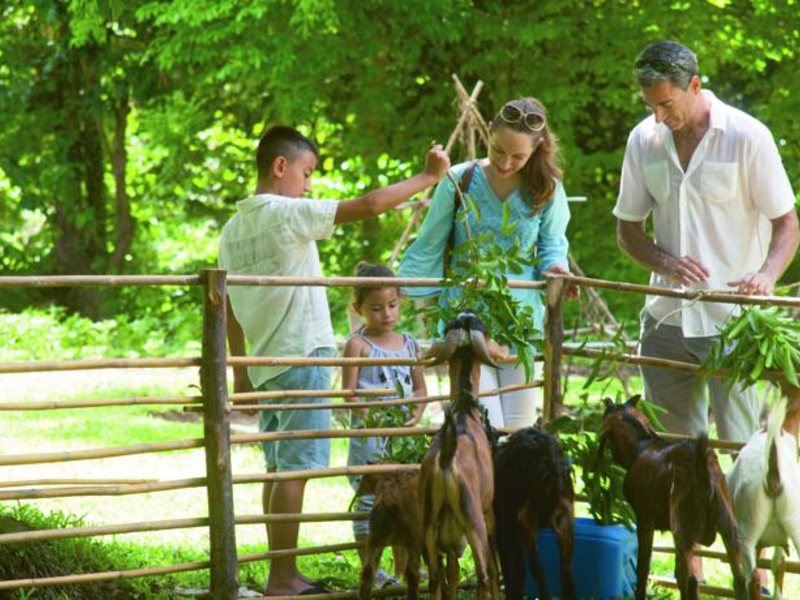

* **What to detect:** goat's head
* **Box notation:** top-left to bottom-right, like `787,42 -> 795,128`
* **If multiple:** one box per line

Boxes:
599,395 -> 656,468
426,312 -> 498,367
425,312 -> 497,412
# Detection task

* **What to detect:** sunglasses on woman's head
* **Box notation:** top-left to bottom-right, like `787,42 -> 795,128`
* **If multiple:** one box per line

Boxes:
500,104 -> 546,133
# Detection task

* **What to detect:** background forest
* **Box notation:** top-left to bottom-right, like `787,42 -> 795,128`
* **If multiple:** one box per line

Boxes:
1,0 -> 799,356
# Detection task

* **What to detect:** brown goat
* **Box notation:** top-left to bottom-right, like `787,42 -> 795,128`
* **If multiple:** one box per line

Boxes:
600,395 -> 747,600
494,426 -> 577,600
356,469 -> 422,599
418,312 -> 500,600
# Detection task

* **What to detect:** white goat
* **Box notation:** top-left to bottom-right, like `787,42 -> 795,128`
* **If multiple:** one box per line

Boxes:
727,396 -> 800,599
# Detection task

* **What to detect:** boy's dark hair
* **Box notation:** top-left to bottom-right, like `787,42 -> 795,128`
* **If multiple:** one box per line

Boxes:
353,262 -> 396,306
635,40 -> 698,91
256,126 -> 320,181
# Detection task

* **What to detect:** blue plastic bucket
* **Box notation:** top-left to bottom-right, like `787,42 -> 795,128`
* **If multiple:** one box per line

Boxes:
524,517 -> 637,599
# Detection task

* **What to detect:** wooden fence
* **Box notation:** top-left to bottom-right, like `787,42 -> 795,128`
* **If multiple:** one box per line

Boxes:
1,270 -> 799,598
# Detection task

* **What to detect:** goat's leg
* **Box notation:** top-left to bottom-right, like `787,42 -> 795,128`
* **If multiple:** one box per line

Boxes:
739,538 -> 760,600
554,520 -> 576,600
634,522 -> 654,600
484,511 -> 501,600
404,551 -> 421,600
422,532 -> 441,600
524,529 -> 552,600
462,521 -> 494,599
497,527 -> 526,600
716,490 -> 748,600
674,536 -> 698,600
771,545 -> 786,600
445,551 -> 460,600
358,538 -> 385,600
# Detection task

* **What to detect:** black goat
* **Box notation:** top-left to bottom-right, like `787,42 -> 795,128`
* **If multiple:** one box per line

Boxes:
494,426 -> 577,600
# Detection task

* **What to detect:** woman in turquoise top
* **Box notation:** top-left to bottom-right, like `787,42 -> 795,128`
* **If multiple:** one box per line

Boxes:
398,97 -> 571,428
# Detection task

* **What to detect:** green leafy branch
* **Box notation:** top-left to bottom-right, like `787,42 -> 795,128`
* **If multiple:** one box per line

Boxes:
703,306 -> 800,389
363,402 -> 429,465
546,396 -> 636,528
424,198 -> 542,381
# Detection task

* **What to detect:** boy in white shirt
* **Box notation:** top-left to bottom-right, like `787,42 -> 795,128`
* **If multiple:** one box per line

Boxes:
218,126 -> 448,596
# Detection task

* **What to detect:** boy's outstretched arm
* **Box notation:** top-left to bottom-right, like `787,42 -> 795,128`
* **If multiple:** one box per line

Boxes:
333,144 -> 449,224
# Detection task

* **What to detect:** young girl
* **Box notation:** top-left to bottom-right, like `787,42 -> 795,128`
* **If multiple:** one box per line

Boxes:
398,97 -> 573,429
343,261 -> 427,587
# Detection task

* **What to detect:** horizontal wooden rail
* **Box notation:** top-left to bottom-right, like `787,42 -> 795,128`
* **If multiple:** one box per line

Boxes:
0,395 -> 201,411
0,478 -> 157,488
563,345 -> 790,383
0,438 -> 205,467
652,544 -> 800,574
650,577 -> 739,599
233,426 -> 436,445
230,382 -> 543,412
234,462 -> 420,484
226,355 -> 521,368
0,275 -> 200,287
227,274 -> 546,290
0,540 -> 365,591
0,512 -> 368,545
0,558 -> 210,590
559,273 -> 800,308
0,477 -> 206,501
0,356 -> 200,374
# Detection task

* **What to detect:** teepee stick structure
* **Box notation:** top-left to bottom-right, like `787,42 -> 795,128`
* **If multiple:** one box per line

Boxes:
388,75 -> 486,265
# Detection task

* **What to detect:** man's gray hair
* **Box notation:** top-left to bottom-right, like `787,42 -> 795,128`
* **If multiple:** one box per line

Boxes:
635,41 -> 698,90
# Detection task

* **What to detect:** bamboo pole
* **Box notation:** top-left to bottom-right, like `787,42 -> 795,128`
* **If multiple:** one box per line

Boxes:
0,356 -> 200,374
232,426 -> 436,445
0,395 -> 201,411
0,478 -> 157,488
562,345 -> 790,383
649,578 -> 738,599
230,381 -> 542,412
652,545 -> 800,574
0,275 -> 200,287
234,463 -> 420,484
0,559 -> 211,590
237,541 -> 361,565
225,274 -> 545,290
565,274 -> 800,308
543,276 -> 566,422
227,354 -> 522,368
0,438 -> 205,467
452,74 -> 490,143
0,512 -> 368,545
200,268 -> 238,598
0,477 -> 206,501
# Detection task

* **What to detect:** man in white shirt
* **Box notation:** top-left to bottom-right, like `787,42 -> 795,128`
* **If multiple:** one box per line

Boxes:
613,40 -> 799,443
219,126 -> 448,596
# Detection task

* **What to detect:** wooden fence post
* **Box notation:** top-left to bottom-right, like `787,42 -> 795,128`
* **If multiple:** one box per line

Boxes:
543,275 -> 566,423
200,268 -> 238,598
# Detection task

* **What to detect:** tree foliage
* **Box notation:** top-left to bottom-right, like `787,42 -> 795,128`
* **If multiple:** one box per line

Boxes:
1,1 -> 798,328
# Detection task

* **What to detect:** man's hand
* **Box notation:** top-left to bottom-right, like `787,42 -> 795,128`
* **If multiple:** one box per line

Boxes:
728,272 -> 775,296
662,254 -> 710,286
423,143 -> 450,181
544,265 -> 578,299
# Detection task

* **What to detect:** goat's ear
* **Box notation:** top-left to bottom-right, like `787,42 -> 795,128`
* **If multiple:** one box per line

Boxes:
627,394 -> 642,407
603,397 -> 614,410
423,342 -> 446,365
